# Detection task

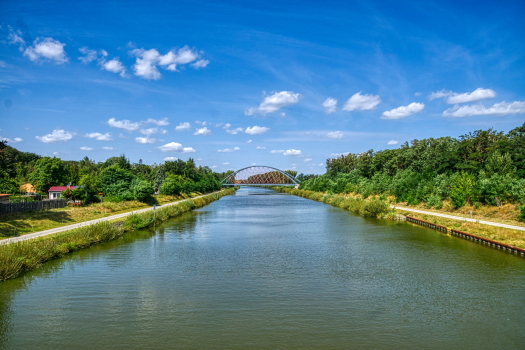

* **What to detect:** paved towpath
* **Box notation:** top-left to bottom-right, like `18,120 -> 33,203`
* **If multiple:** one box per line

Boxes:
392,205 -> 525,232
1,191 -> 222,246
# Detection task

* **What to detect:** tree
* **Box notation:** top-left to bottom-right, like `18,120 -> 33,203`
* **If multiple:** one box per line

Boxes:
28,157 -> 68,192
154,164 -> 165,192
0,170 -> 20,194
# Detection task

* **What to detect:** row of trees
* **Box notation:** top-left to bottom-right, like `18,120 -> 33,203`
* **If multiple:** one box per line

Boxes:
299,123 -> 525,211
0,141 -> 232,204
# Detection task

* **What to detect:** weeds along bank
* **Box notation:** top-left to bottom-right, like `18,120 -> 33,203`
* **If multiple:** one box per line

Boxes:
272,187 -> 392,218
0,188 -> 237,282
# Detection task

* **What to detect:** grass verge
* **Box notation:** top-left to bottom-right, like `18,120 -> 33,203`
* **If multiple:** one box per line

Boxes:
0,188 -> 237,282
400,211 -> 525,250
0,193 -> 201,238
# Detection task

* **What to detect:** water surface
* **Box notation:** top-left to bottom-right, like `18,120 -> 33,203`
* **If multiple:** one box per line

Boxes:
1,187 -> 524,349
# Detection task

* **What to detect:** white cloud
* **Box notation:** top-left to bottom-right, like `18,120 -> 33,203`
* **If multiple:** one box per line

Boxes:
101,58 -> 126,77
164,157 -> 178,161
342,92 -> 381,111
218,147 -> 240,153
80,146 -> 93,151
211,165 -> 217,169
23,37 -> 67,63
158,142 -> 196,153
283,149 -> 302,156
194,127 -> 211,136
327,131 -> 344,139
251,163 -> 257,165
175,122 -> 191,131
226,127 -> 243,135
270,150 -> 284,154
414,92 -> 422,96
215,123 -> 224,127
102,147 -> 114,150
245,91 -> 301,115
0,60 -> 7,67
247,140 -> 252,143
135,136 -> 156,144
442,101 -> 525,117
8,28 -> 25,50
381,102 -> 425,119
108,118 -> 140,131
322,97 -> 337,114
319,163 -> 324,166
36,129 -> 74,143
429,88 -> 496,104
387,140 -> 398,145
131,46 -> 203,79
304,158 -> 312,162
78,47 -> 97,64
140,128 -> 161,136
245,126 -> 269,135
85,132 -> 113,141
223,162 -> 230,165
130,48 -> 161,80
223,123 -> 231,129
192,59 -> 209,68
256,146 -> 266,150
146,118 -> 169,126
158,46 -> 198,71
331,152 -> 350,157
0,136 -> 23,143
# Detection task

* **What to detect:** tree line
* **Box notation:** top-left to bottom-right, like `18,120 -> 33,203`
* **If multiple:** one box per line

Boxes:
0,142 -> 233,204
299,123 -> 525,212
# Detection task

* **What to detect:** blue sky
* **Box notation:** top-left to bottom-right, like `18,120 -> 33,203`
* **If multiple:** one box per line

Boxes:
1,0 -> 524,174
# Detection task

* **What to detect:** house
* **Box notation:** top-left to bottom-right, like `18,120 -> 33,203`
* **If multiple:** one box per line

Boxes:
0,194 -> 10,204
48,186 -> 76,199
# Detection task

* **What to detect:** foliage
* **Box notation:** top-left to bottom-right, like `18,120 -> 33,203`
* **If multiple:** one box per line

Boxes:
0,170 -> 20,195
298,122 -> 525,210
28,157 -> 69,193
520,205 -> 525,223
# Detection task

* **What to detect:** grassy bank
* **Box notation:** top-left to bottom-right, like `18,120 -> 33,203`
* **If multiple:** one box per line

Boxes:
0,193 -> 202,239
0,188 -> 237,282
276,187 -> 525,250
399,211 -> 525,249
272,187 -> 392,218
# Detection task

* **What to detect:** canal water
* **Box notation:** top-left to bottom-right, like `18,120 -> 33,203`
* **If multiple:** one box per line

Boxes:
1,187 -> 524,349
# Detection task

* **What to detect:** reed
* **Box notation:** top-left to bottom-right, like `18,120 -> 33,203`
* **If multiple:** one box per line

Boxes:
0,188 -> 237,282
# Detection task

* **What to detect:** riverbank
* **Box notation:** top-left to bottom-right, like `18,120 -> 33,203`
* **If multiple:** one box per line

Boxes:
274,187 -> 525,251
0,193 -> 202,239
0,188 -> 237,281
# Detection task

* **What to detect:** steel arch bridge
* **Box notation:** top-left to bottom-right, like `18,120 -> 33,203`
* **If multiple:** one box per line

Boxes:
221,166 -> 301,186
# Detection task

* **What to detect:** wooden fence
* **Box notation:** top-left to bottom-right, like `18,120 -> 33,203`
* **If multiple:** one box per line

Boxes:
406,216 -> 525,257
0,199 -> 67,216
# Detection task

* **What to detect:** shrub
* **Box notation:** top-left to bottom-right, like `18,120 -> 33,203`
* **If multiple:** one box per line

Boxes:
425,194 -> 442,209
520,205 -> 525,222
359,199 -> 390,218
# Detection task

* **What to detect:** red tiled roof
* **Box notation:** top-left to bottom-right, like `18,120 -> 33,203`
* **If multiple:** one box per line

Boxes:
48,186 -> 76,192
0,194 -> 11,196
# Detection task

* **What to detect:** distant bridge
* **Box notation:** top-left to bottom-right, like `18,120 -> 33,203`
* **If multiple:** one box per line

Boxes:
221,166 -> 301,186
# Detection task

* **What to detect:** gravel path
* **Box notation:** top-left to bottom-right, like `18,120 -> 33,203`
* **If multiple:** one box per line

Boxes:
392,205 -> 525,231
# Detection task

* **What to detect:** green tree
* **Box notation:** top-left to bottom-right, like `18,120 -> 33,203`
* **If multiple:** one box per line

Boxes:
28,157 -> 68,192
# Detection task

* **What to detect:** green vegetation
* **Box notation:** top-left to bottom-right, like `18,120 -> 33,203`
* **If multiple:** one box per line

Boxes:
298,123 -> 525,221
0,188 -> 237,282
0,139 -> 233,203
272,187 -> 392,218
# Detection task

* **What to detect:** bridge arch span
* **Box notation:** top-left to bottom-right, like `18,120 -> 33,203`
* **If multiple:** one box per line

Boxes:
221,166 -> 300,186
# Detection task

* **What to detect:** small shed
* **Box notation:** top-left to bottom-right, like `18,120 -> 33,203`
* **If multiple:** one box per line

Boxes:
48,186 -> 76,199
20,183 -> 36,194
0,194 -> 11,204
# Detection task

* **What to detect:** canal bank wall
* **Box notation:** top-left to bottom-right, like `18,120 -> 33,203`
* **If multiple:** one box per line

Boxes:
273,187 -> 525,258
0,188 -> 238,282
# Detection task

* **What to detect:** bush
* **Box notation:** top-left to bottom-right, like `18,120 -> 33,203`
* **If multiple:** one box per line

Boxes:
520,205 -> 525,222
359,199 -> 390,217
425,194 -> 442,209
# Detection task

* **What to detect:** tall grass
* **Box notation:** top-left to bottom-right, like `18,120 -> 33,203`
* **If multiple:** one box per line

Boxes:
0,188 -> 237,282
273,187 -> 392,218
